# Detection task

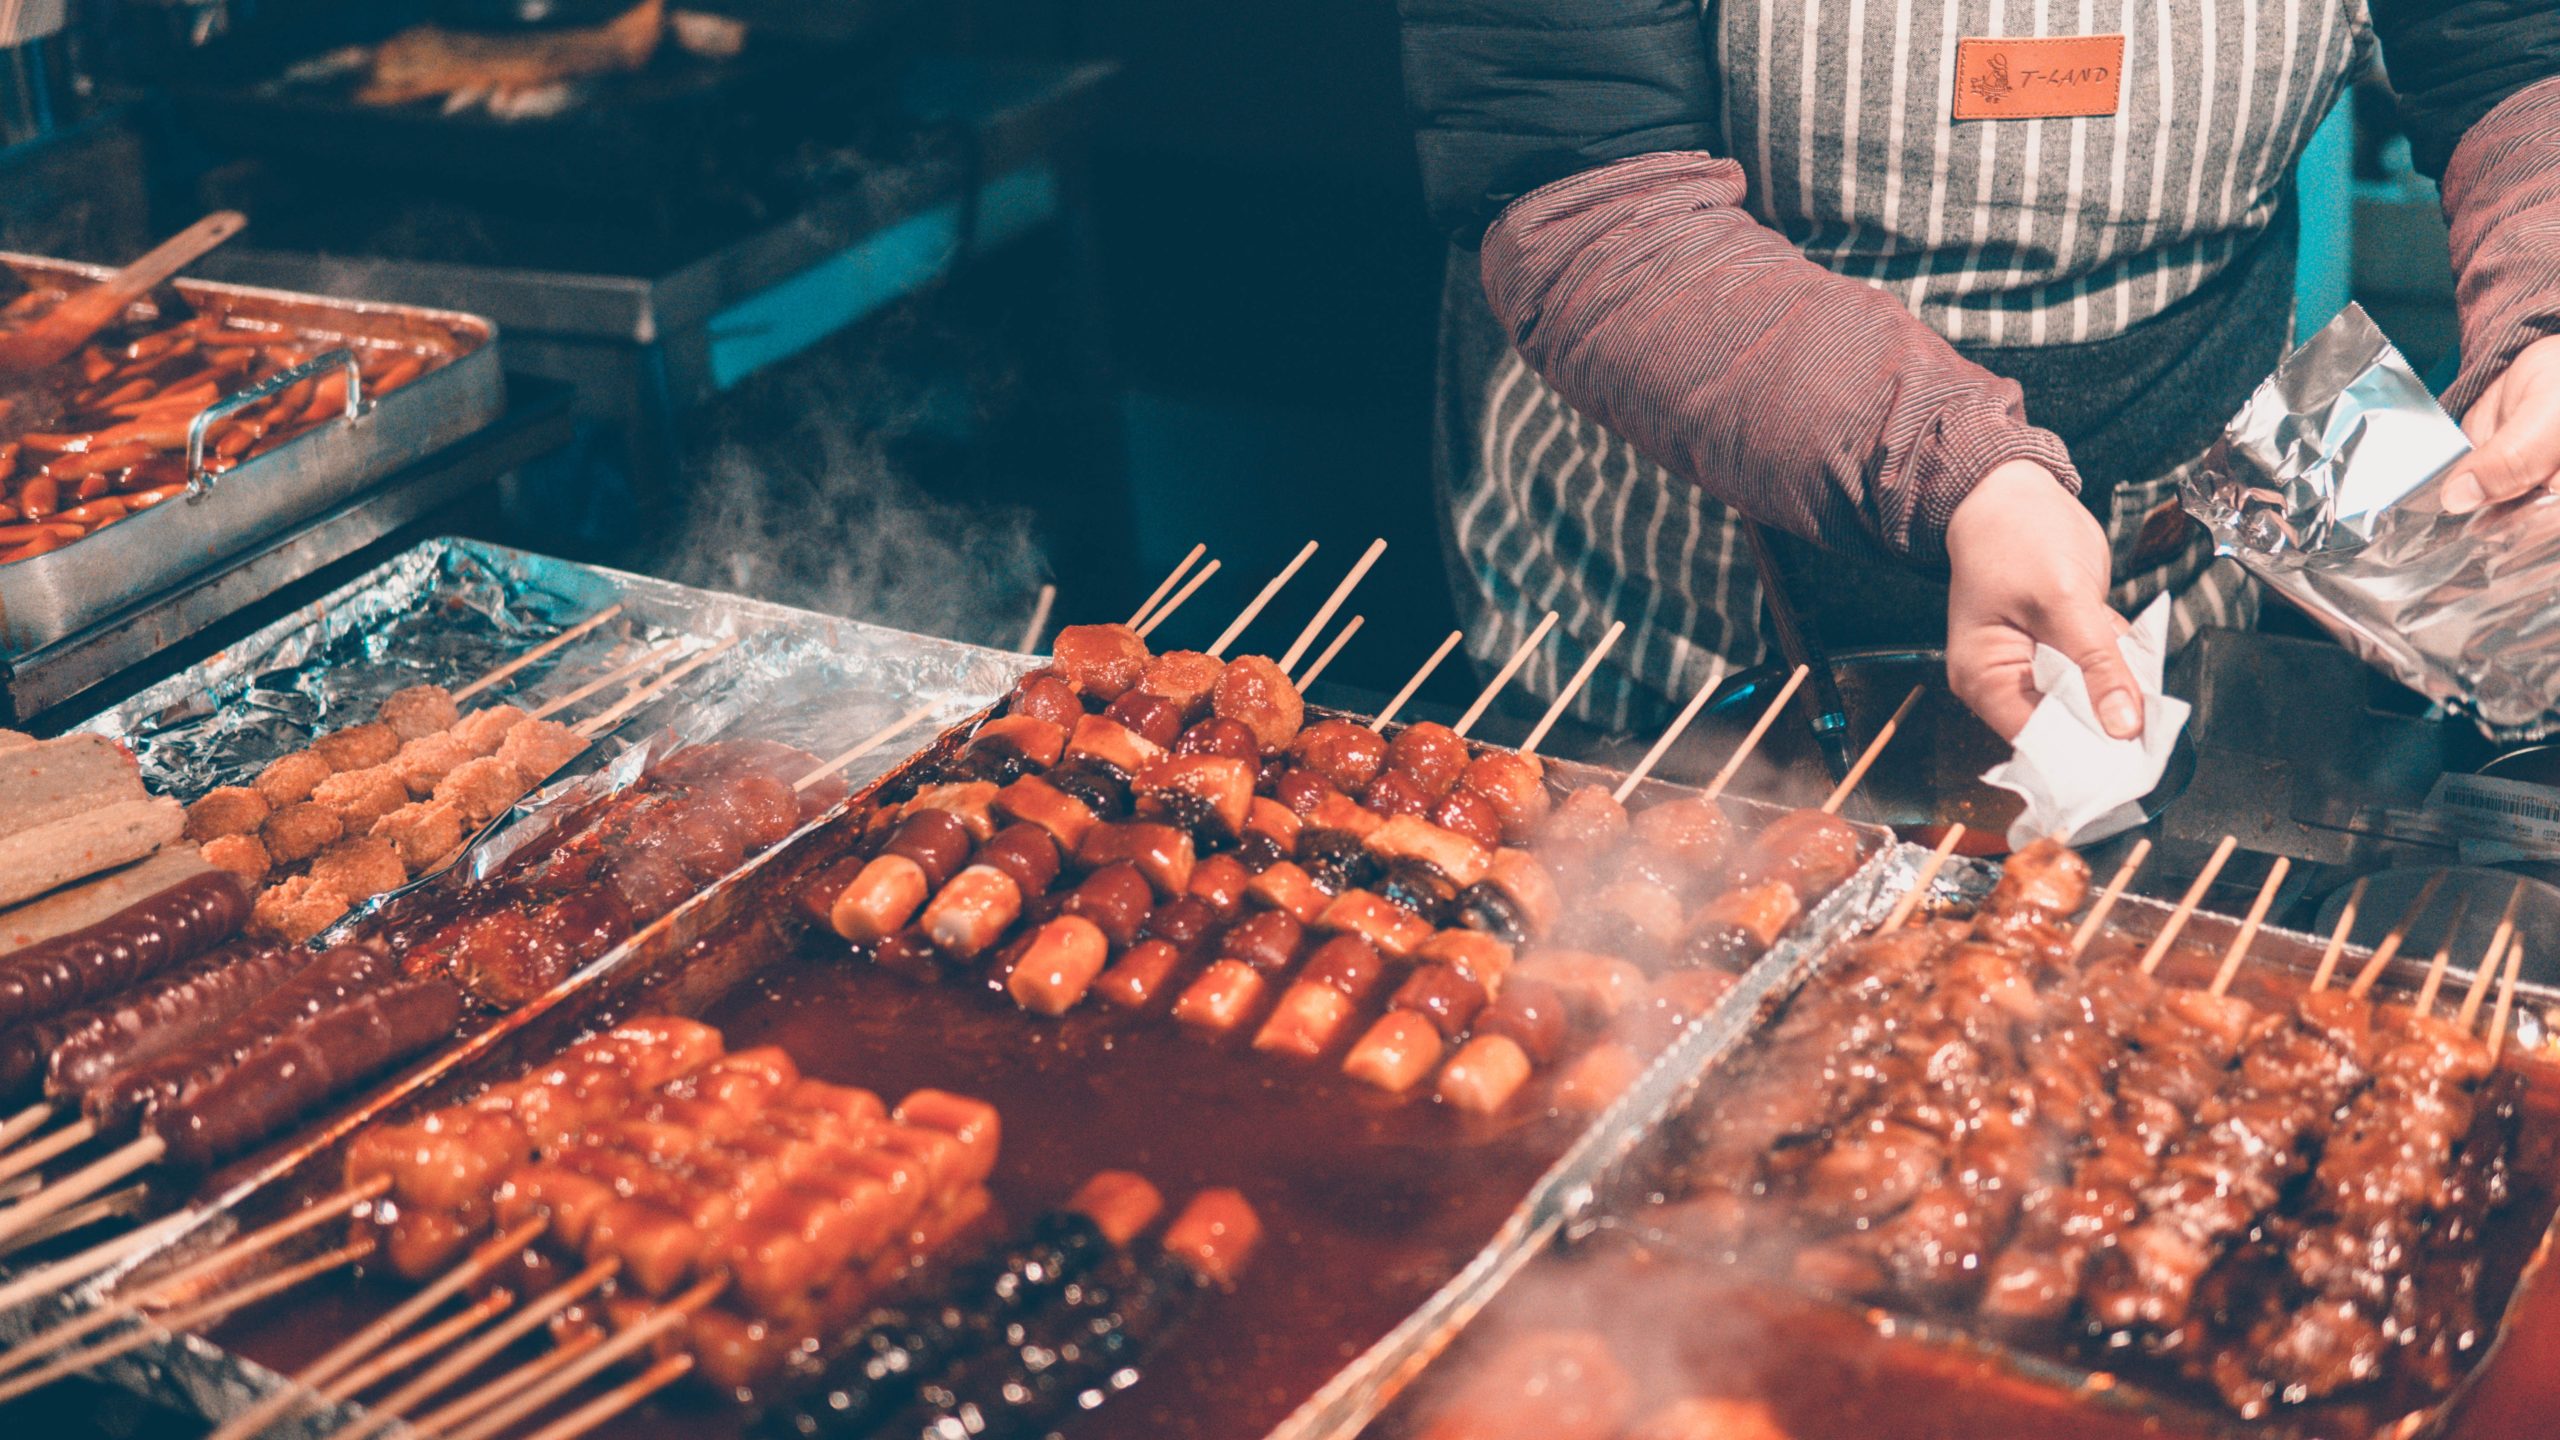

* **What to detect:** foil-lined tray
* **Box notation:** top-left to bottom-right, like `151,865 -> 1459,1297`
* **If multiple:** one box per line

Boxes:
1357,847 -> 2560,1440
22,667 -> 1915,1438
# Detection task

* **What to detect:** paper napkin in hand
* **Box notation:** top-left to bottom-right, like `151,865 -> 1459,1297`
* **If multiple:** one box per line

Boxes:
1980,595 -> 2192,851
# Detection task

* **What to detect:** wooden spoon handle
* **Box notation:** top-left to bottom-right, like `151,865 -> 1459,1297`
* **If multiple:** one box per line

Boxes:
0,211 -> 247,371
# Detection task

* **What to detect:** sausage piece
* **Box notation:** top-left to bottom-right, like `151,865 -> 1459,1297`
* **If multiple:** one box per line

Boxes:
919,866 -> 1024,960
1064,863 -> 1156,946
1007,916 -> 1111,1016
1103,691 -> 1188,750
1075,822 -> 1196,897
0,871 -> 251,1031
1385,722 -> 1471,798
1288,719 -> 1387,793
1137,649 -> 1225,718
833,855 -> 931,943
1210,655 -> 1305,753
1050,623 -> 1150,701
1005,672 -> 1085,730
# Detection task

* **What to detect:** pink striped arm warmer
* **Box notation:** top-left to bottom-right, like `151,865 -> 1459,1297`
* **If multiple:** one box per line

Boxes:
1480,150 -> 2080,567
2440,76 -> 2560,421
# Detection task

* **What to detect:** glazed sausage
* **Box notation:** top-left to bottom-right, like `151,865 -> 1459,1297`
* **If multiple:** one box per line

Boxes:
1063,863 -> 1156,947
1005,672 -> 1085,730
1006,917 -> 1111,1016
1367,815 -> 1494,888
1390,963 -> 1488,1038
1103,690 -> 1187,750
975,824 -> 1063,897
0,871 -> 251,1030
1733,808 -> 1868,901
1362,768 -> 1436,820
1049,624 -> 1150,701
1341,1010 -> 1445,1093
1385,722 -> 1470,798
1436,1032 -> 1534,1115
0,942 -> 298,1101
1538,785 -> 1629,864
1172,959 -> 1267,1034
832,856 -> 932,943
992,776 -> 1100,852
1457,751 -> 1550,842
883,809 -> 975,888
969,716 -> 1067,773
1136,755 -> 1255,839
1288,719 -> 1387,794
1092,938 -> 1188,1010
1210,655 -> 1305,753
1432,788 -> 1505,851
1271,766 -> 1340,818
1219,911 -> 1305,975
1184,854 -> 1252,920
1074,822 -> 1196,897
1245,861 -> 1330,925
919,867 -> 1024,960
1172,717 -> 1259,765
1472,976 -> 1569,1065
1138,895 -> 1220,956
1062,714 -> 1165,778
1629,796 -> 1734,876
85,942 -> 390,1132
1137,649 -> 1225,718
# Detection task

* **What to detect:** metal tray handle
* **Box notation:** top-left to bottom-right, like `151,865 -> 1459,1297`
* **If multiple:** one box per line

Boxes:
184,348 -> 366,496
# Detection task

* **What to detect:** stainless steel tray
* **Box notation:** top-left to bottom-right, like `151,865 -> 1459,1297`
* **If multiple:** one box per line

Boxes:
0,254 -> 504,655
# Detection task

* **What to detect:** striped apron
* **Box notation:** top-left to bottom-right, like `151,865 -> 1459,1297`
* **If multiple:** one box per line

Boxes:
1449,0 -> 2373,733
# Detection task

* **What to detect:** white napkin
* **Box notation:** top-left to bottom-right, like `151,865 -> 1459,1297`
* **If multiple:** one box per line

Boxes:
1980,595 -> 2192,851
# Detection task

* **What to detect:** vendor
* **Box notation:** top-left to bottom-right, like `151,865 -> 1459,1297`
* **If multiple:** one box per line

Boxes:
1400,0 -> 2560,742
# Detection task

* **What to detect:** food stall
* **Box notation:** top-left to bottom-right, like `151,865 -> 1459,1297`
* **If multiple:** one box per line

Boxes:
1,6 -> 2557,1440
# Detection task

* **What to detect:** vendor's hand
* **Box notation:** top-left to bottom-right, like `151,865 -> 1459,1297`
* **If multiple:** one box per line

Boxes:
2445,335 -> 2560,514
1945,460 -> 2141,742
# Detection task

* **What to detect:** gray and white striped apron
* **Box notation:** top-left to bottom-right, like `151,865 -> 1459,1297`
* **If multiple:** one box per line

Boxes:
1454,0 -> 2374,733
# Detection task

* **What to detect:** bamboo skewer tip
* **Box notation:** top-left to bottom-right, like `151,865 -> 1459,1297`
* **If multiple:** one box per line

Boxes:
2206,855 -> 2290,998
1292,614 -> 1362,691
2068,836 -> 2153,961
1694,663 -> 1811,804
1278,537 -> 1386,675
2310,876 -> 2369,993
1135,558 -> 1221,641
1819,684 -> 1925,816
1206,540 -> 1319,660
2137,835 -> 2239,976
1454,611 -> 1558,739
1519,620 -> 1625,759
1370,629 -> 1463,735
1880,825 -> 1967,933
1126,543 -> 1206,630
455,603 -> 623,702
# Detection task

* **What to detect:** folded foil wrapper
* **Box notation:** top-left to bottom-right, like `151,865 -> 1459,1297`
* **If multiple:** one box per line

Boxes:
2181,303 -> 2560,740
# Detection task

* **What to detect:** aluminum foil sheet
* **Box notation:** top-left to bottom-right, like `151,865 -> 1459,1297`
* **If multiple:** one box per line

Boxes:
2182,304 -> 2560,740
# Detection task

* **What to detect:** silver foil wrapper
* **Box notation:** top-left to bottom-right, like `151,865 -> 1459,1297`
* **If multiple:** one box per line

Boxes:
2182,303 -> 2560,739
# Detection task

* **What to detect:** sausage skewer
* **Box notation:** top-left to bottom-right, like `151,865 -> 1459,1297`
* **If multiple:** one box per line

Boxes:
1816,684 -> 1923,816
1135,559 -> 1221,640
1126,542 -> 1207,629
2204,855 -> 2291,997
1206,539 -> 1319,658
568,635 -> 742,739
324,1259 -> 622,1440
2134,834 -> 2240,975
1369,628 -> 1464,734
791,702 -> 944,794
435,1277 -> 728,1440
2345,868 -> 2449,997
1453,610 -> 1558,736
517,1354 -> 694,1440
1876,825 -> 1967,933
1278,536 -> 1385,674
1292,613 -> 1362,690
2066,836 -> 2153,959
1515,620 -> 1624,757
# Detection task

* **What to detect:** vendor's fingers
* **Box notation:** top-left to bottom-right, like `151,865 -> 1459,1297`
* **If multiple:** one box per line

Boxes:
2448,361 -> 2560,514
2044,599 -> 2145,740
1947,644 -> 2040,743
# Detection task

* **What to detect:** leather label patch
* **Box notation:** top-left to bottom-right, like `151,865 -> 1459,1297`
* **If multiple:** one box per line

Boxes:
1953,35 -> 2126,121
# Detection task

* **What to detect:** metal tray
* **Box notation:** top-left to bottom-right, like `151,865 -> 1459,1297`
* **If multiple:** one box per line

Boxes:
1357,850 -> 2560,1440
19,644 -> 1911,1439
0,255 -> 503,655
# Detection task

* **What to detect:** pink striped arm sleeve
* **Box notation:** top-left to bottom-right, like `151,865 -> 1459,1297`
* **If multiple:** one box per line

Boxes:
1480,150 -> 2079,566
2440,76 -> 2560,420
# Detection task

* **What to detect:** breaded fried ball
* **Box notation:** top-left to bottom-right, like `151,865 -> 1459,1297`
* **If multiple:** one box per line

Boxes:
310,765 -> 409,828
311,721 -> 401,772
183,785 -> 271,843
253,751 -> 333,808
494,718 -> 584,783
379,684 -> 461,742
450,704 -> 527,758
199,833 -> 272,886
435,756 -> 531,825
251,875 -> 351,944
262,800 -> 344,864
393,732 -> 474,798
310,836 -> 408,901
372,801 -> 468,872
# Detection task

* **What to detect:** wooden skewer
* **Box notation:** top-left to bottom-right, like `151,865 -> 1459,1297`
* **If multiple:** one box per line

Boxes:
331,1258 -> 623,1440
1879,826 -> 1967,933
0,1136 -> 162,1249
2137,835 -> 2240,976
1520,621 -> 1625,757
207,1218 -> 550,1440
1819,685 -> 1924,816
1278,538 -> 1386,674
1454,611 -> 1558,738
2206,856 -> 2292,998
1126,543 -> 1206,629
1135,559 -> 1221,640
1292,615 -> 1361,691
1696,665 -> 1811,804
318,1289 -> 517,1405
0,1101 -> 52,1153
571,635 -> 741,739
2411,894 -> 2474,1017
793,703 -> 943,793
518,1353 -> 694,1440
0,1183 -> 145,1259
1613,671 -> 1725,805
2349,870 -> 2449,999
0,1118 -> 94,1186
0,1237 -> 374,1405
0,1178 -> 381,1383
0,1208 -> 200,1321
526,639 -> 684,722
1017,583 -> 1057,655
2309,877 -> 2368,992
2067,837 -> 2153,961
440,1277 -> 724,1440
409,1329 -> 603,1438
1369,629 -> 1463,735
2457,882 -> 2529,1029
455,604 -> 625,702
2488,939 -> 2525,1052
1207,540 -> 1320,659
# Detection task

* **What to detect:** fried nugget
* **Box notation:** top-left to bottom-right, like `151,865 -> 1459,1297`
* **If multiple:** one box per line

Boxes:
199,833 -> 273,886
251,874 -> 351,944
379,684 -> 461,742
183,785 -> 271,843
254,751 -> 334,808
393,732 -> 474,798
450,704 -> 527,757
311,722 -> 402,772
494,718 -> 584,783
310,836 -> 408,901
311,765 -> 409,828
372,800 -> 468,872
263,800 -> 345,864
435,756 -> 531,825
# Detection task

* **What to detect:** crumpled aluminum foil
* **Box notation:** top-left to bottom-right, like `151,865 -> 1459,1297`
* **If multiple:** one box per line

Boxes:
2181,303 -> 2560,740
